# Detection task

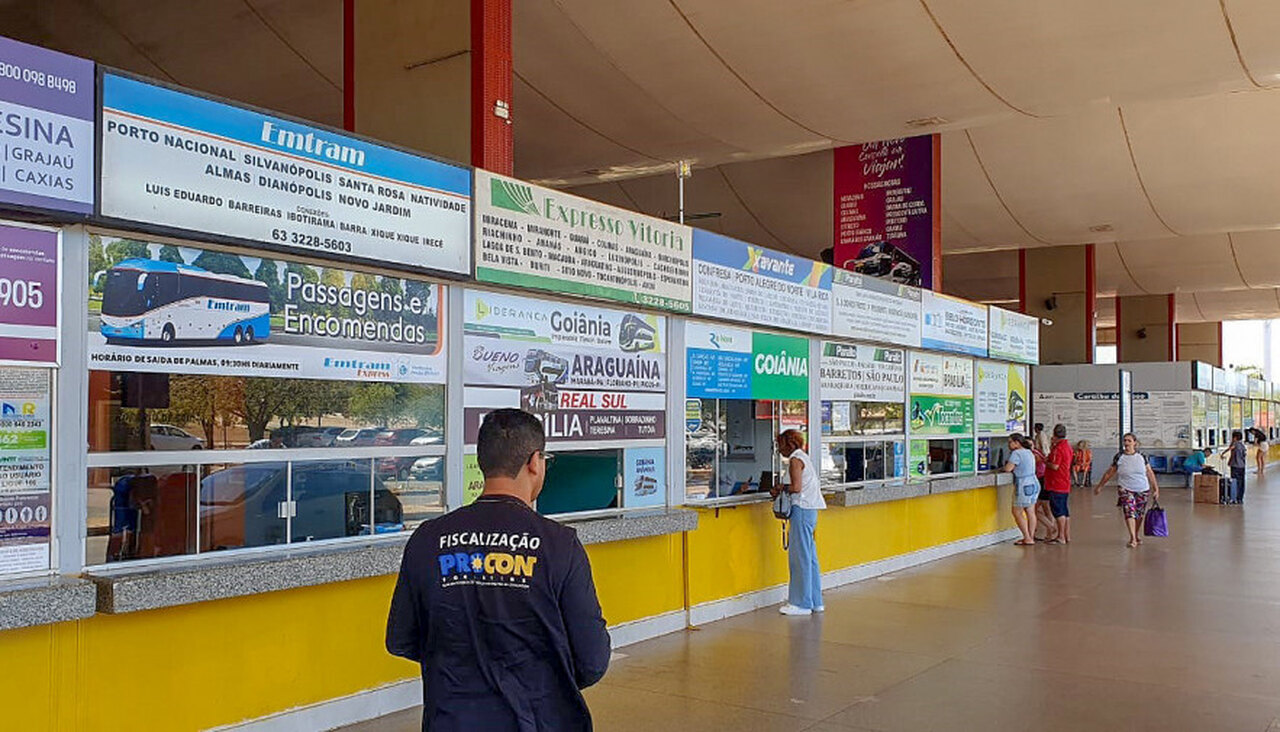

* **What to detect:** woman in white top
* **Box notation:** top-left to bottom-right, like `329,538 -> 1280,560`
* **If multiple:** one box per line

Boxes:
1094,432 -> 1160,548
771,429 -> 825,616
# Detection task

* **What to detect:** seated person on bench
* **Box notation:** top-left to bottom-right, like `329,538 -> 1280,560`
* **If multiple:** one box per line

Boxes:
1182,447 -> 1212,486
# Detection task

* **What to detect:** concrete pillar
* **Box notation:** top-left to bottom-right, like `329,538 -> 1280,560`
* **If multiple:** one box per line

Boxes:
348,0 -> 512,173
1177,321 -> 1223,366
1019,244 -> 1096,365
1116,293 -> 1176,362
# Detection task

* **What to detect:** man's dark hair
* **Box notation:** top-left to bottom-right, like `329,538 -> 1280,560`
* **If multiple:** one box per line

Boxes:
1053,423 -> 1067,439
1034,423 -> 1044,432
476,408 -> 546,479
1233,430 -> 1243,441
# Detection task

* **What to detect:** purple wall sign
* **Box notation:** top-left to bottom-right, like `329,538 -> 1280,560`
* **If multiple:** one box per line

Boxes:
0,223 -> 59,365
0,36 -> 95,214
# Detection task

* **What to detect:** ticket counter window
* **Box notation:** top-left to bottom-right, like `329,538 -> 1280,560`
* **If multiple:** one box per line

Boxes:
819,400 -> 905,488
927,439 -> 957,475
536,450 -> 622,515
977,437 -> 1009,472
685,399 -> 808,502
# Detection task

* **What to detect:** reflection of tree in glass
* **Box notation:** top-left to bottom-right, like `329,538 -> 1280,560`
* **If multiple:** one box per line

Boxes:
88,234 -> 107,293
348,383 -> 444,429
192,250 -> 252,279
152,375 -> 240,447
233,377 -> 289,442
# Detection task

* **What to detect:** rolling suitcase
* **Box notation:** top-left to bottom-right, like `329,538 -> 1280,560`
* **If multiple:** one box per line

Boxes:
1219,476 -> 1240,504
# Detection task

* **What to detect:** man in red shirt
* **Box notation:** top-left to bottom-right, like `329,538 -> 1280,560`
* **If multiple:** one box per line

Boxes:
1043,423 -> 1074,543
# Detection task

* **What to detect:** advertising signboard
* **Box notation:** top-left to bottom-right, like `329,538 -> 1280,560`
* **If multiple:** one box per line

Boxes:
692,230 -> 832,334
976,361 -> 1028,434
474,170 -> 692,312
86,235 -> 446,383
100,73 -> 471,273
819,341 -> 905,403
1193,361 -> 1213,391
908,351 -> 974,436
830,269 -> 921,347
623,446 -> 666,509
0,223 -> 59,366
920,290 -> 988,357
0,367 -> 51,574
832,135 -> 938,289
0,36 -> 94,214
686,322 -> 809,401
987,306 -> 1039,364
462,290 -> 666,444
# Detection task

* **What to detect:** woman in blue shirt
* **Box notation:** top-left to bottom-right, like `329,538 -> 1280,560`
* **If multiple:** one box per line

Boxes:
1002,433 -> 1039,545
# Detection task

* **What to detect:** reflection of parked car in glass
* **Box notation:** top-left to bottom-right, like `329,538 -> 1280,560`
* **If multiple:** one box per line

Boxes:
408,456 -> 443,482
199,463 -> 402,551
149,424 -> 204,450
376,431 -> 444,480
373,428 -> 430,446
100,259 -> 271,345
335,428 -> 380,447
618,314 -> 657,352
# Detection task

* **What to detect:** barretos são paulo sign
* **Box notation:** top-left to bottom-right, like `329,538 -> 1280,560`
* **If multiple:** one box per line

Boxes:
99,72 -> 472,274
0,36 -> 94,214
474,170 -> 693,313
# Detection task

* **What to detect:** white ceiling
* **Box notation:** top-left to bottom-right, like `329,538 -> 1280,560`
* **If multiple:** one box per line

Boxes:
3,0 -> 1279,322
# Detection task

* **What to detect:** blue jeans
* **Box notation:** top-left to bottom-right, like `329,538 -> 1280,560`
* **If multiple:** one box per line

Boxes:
788,506 -> 822,609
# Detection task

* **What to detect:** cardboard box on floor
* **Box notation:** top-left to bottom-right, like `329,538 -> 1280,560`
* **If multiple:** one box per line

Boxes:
1194,473 -> 1221,504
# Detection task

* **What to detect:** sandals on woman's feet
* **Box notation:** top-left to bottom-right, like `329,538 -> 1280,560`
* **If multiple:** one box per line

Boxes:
1013,539 -> 1035,545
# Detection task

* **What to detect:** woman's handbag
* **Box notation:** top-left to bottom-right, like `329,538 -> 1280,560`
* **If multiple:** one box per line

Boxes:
771,489 -> 793,520
1143,501 -> 1168,537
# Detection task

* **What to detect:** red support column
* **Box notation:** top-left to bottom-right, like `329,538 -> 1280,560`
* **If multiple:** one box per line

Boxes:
342,0 -> 355,132
1085,244 -> 1096,362
1168,294 -> 1177,361
471,0 -> 513,174
1017,248 -> 1027,314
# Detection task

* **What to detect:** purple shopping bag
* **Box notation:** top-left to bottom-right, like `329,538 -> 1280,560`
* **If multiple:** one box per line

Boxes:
1143,502 -> 1168,537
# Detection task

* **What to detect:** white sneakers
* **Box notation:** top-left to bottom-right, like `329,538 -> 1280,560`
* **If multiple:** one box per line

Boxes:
778,604 -> 812,616
814,605 -> 825,613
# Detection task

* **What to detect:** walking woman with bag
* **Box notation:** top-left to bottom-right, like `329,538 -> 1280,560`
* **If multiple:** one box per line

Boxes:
770,429 -> 825,616
1094,433 -> 1160,547
1002,433 -> 1039,545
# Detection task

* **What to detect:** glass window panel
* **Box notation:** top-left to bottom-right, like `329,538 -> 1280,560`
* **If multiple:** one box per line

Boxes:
927,439 -> 956,475
87,464 -> 200,564
685,399 -> 718,501
538,450 -> 620,515
381,454 -> 445,530
289,458 -> 380,542
199,461 -> 289,552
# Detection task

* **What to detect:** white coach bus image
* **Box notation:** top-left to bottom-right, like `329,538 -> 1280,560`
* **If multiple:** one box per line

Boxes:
100,259 -> 271,345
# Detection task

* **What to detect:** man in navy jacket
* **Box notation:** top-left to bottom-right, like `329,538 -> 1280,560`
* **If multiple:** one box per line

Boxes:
387,408 -> 611,731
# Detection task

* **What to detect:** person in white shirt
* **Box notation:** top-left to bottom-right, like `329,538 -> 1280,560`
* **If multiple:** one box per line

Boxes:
770,429 -> 826,616
1095,432 -> 1160,548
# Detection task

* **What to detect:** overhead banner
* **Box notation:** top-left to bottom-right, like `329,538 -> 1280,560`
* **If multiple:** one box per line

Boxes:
976,361 -> 1028,434
987,307 -> 1039,364
920,290 -> 988,357
462,290 -> 666,444
819,341 -> 905,403
86,235 -> 447,383
100,73 -> 471,273
686,322 -> 809,401
832,135 -> 938,289
0,367 -> 50,575
908,351 -> 974,436
0,36 -> 94,215
831,269 -> 921,348
692,230 -> 832,334
0,223 -> 59,366
474,170 -> 692,313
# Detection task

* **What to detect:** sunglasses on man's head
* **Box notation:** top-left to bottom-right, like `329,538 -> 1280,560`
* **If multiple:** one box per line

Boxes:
526,449 -> 556,468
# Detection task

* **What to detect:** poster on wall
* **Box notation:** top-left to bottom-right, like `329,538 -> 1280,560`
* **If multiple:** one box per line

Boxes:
1033,392 -> 1121,450
908,351 -> 974,436
462,290 -> 666,444
474,171 -> 692,313
830,269 -> 921,347
1193,362 -> 1213,391
920,291 -> 987,357
908,439 -> 929,480
100,73 -> 471,274
686,322 -> 809,401
623,446 -> 666,508
987,307 -> 1039,364
85,235 -> 447,383
0,367 -> 51,575
0,223 -> 60,366
819,341 -> 905,403
692,230 -> 832,334
1212,367 -> 1227,394
976,362 -> 1028,434
832,135 -> 938,289
1133,391 -> 1192,447
0,37 -> 95,215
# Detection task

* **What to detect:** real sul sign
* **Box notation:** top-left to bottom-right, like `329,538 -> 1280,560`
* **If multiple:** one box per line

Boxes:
99,73 -> 471,274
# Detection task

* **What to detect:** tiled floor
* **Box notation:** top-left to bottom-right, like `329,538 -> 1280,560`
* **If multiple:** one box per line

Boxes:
341,473 -> 1280,731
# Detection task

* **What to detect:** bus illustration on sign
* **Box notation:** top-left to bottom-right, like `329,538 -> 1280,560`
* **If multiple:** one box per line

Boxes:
99,259 -> 271,345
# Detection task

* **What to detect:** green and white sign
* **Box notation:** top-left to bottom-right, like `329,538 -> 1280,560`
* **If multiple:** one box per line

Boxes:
908,351 -> 974,436
957,438 -> 976,473
750,331 -> 810,400
686,323 -> 809,400
474,170 -> 693,312
909,439 -> 930,479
